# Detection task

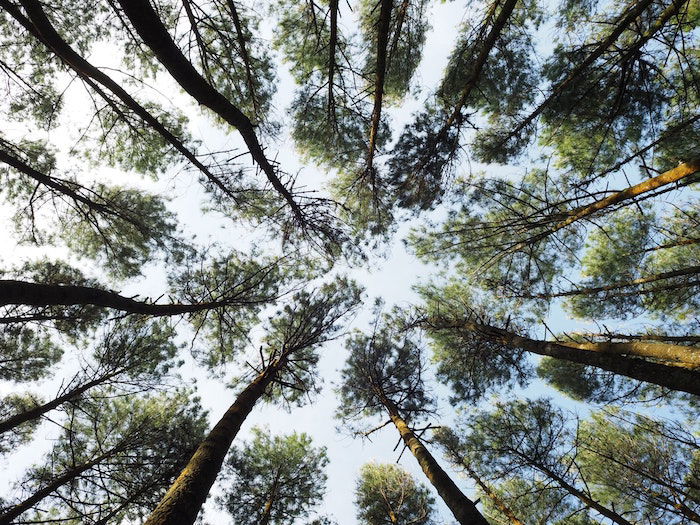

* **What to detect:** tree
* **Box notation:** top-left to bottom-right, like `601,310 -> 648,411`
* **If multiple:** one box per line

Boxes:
0,391 -> 208,524
354,463 -> 435,525
337,310 -> 490,525
143,278 -> 361,525
0,0 -> 697,521
437,399 -> 635,525
218,427 -> 328,525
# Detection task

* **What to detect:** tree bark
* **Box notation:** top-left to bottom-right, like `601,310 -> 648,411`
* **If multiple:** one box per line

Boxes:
366,0 -> 393,175
422,317 -> 700,395
501,0 -> 679,145
143,364 -> 281,525
258,468 -> 282,525
0,374 -> 115,435
383,399 -> 490,525
521,265 -> 700,299
0,279 -> 239,316
498,158 -> 700,260
113,0 -> 304,222
461,464 -> 525,525
5,0 -> 235,199
534,463 -> 634,525
0,449 -> 116,524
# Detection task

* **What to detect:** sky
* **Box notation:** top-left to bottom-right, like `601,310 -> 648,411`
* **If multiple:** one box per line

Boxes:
0,0 -> 687,523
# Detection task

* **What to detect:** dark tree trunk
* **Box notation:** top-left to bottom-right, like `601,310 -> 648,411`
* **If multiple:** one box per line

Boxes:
143,364 -> 281,525
113,0 -> 304,221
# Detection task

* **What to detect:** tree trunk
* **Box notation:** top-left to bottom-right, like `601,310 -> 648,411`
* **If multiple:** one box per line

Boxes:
258,468 -> 281,525
502,0 -> 678,144
573,332 -> 700,344
499,158 -> 700,260
113,0 -> 303,222
7,0 -> 232,198
143,364 -> 281,525
0,449 -> 116,524
383,400 -> 490,525
521,265 -> 700,299
0,374 -> 114,434
366,0 -> 393,173
535,463 -> 634,525
0,279 -> 229,316
461,464 -> 525,525
422,317 -> 700,395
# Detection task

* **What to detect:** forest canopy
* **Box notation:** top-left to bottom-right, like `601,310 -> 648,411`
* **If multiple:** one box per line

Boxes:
0,0 -> 698,523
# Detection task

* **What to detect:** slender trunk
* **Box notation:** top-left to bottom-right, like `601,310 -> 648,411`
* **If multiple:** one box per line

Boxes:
6,0 -> 233,199
0,449 -> 116,524
494,159 -> 700,262
422,318 -> 700,395
367,0 -> 393,176
501,0 -> 679,145
113,0 -> 304,222
0,374 -> 115,434
0,143 -> 143,231
521,265 -> 700,299
633,237 -> 700,255
403,0 -> 518,192
258,468 -> 282,525
383,400 -> 490,525
461,465 -> 525,525
0,279 -> 232,316
442,0 -> 519,130
534,463 -> 633,525
226,0 -> 258,118
143,363 -> 281,525
327,0 -> 338,118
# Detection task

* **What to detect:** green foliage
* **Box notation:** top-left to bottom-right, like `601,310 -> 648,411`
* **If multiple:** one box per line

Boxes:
260,277 -> 363,407
337,308 -> 434,428
577,409 -> 700,524
169,250 -> 287,369
355,463 -> 435,525
218,427 -> 328,525
3,391 -> 208,523
0,393 -> 43,455
0,325 -> 62,382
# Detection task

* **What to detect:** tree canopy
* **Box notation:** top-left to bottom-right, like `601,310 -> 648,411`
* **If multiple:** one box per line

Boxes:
0,0 -> 697,522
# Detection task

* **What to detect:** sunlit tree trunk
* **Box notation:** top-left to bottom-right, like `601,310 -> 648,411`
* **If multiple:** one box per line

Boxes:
423,318 -> 700,394
461,464 -> 525,525
382,398 -> 490,525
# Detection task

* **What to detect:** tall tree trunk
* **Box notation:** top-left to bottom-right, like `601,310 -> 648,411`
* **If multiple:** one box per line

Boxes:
258,468 -> 282,525
573,332 -> 700,344
461,465 -> 525,525
383,399 -> 490,525
422,317 -> 700,395
442,0 -> 519,130
0,449 -> 117,524
497,158 -> 700,261
0,373 -> 116,434
534,463 -> 634,525
0,279 -> 242,316
521,265 -> 700,299
143,363 -> 282,525
113,0 -> 304,222
501,0 -> 680,145
327,0 -> 338,118
4,0 -> 233,199
366,0 -> 393,179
